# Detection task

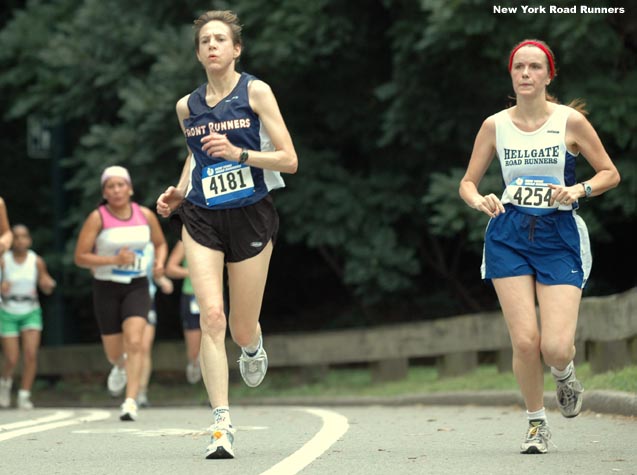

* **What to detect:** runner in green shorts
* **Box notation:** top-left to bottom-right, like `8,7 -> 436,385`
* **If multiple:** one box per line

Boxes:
0,224 -> 56,409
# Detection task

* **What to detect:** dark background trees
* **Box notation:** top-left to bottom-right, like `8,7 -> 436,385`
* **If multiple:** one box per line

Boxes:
0,0 -> 634,344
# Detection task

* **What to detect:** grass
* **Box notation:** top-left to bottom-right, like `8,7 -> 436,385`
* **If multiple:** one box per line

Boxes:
228,362 -> 637,399
31,363 -> 636,406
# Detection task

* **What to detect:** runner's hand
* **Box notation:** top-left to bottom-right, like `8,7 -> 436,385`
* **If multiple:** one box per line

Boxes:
200,132 -> 241,161
115,247 -> 136,266
472,193 -> 505,218
548,184 -> 580,206
156,186 -> 184,218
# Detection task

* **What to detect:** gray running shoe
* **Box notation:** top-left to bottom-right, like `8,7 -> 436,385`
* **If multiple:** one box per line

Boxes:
186,360 -> 202,384
107,365 -> 127,397
205,425 -> 236,459
555,371 -> 584,418
238,347 -> 268,388
136,391 -> 149,408
520,419 -> 552,454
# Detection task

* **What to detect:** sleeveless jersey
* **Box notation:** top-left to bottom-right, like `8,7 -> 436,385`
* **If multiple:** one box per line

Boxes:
94,202 -> 151,283
1,250 -> 39,314
494,104 -> 579,215
183,72 -> 285,209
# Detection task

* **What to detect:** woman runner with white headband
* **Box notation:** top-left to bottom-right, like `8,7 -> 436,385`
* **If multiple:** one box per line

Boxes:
74,165 -> 168,421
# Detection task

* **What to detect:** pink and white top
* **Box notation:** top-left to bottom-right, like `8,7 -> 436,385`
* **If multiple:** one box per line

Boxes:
94,202 -> 150,283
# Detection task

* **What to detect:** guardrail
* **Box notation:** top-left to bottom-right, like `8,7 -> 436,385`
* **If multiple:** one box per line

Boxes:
6,288 -> 636,382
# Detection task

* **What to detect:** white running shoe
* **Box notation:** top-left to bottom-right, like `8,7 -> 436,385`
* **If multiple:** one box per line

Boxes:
554,370 -> 584,418
205,425 -> 236,459
186,361 -> 202,384
238,347 -> 268,388
0,378 -> 12,408
107,365 -> 127,397
17,390 -> 34,410
520,419 -> 552,454
120,398 -> 138,421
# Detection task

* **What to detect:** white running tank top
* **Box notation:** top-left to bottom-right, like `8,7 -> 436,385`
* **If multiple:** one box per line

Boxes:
1,250 -> 39,314
494,104 -> 579,214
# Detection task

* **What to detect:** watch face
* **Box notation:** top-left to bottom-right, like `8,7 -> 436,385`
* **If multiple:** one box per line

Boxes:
585,183 -> 592,197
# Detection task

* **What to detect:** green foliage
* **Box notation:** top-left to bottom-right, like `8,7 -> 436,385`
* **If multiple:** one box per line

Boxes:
277,148 -> 420,301
0,0 -> 634,331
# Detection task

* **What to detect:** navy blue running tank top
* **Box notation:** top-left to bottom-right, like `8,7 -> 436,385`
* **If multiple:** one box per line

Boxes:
183,72 -> 285,209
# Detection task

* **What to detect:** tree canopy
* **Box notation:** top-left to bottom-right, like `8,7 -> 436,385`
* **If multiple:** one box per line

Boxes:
0,0 -> 634,341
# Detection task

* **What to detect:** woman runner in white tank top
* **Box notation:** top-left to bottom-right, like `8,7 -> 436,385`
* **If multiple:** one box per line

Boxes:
459,39 -> 620,455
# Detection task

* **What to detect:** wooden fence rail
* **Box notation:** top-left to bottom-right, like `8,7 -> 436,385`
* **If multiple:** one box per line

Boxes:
7,288 -> 636,382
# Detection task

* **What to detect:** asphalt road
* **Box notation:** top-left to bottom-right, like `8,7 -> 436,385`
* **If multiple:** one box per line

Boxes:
0,404 -> 635,475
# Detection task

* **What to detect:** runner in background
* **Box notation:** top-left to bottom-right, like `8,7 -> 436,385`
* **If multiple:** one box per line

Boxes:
165,240 -> 202,385
137,242 -> 174,408
0,224 -> 56,409
74,166 -> 168,421
0,197 -> 11,259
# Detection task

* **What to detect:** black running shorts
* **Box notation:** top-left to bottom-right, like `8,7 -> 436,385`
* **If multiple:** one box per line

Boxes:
92,277 -> 150,335
173,194 -> 279,263
179,293 -> 201,331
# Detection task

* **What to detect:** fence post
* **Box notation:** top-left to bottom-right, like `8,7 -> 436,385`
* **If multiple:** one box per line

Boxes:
496,348 -> 513,373
371,358 -> 409,382
587,339 -> 630,373
437,351 -> 478,378
629,336 -> 637,364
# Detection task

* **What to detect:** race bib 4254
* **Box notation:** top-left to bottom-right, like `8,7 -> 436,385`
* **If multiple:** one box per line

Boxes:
505,176 -> 560,216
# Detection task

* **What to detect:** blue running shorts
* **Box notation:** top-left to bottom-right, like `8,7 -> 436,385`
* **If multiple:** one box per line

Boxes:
481,205 -> 591,288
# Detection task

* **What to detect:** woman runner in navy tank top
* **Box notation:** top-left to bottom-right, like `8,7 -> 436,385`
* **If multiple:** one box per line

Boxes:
156,10 -> 298,460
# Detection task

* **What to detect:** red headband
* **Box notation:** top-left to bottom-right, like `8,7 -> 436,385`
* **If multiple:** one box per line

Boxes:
508,41 -> 555,79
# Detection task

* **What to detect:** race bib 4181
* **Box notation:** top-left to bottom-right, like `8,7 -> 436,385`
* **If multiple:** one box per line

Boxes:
201,161 -> 255,206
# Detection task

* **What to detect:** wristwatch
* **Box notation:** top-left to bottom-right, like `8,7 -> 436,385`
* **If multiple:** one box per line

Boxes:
581,182 -> 592,198
238,148 -> 249,164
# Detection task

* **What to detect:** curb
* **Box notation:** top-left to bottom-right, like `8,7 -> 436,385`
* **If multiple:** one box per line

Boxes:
233,390 -> 637,417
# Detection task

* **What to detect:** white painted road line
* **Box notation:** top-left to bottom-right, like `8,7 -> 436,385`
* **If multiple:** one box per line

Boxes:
0,410 -> 75,432
0,410 -> 111,442
259,407 -> 349,475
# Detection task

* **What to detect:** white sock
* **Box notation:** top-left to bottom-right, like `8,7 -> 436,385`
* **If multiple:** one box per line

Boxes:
113,354 -> 127,368
213,406 -> 232,428
551,361 -> 574,380
526,407 -> 547,422
242,334 -> 263,357
18,389 -> 31,399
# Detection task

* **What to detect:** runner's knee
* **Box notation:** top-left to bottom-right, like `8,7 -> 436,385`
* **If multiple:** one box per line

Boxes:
199,304 -> 226,335
540,340 -> 574,368
2,351 -> 19,369
22,348 -> 38,365
229,321 -> 258,348
511,332 -> 540,357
